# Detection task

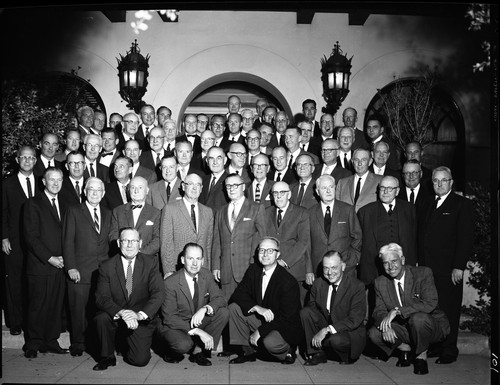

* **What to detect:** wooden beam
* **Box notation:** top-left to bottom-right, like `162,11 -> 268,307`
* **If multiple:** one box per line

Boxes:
348,11 -> 370,26
297,10 -> 315,24
102,10 -> 126,23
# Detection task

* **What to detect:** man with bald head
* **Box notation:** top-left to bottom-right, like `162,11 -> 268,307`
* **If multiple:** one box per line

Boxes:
192,129 -> 216,175
33,132 -> 62,180
117,112 -> 145,151
313,139 -> 352,182
247,153 -> 274,207
177,114 -> 202,154
357,175 -> 417,287
123,139 -> 157,186
139,126 -> 168,179
268,146 -> 298,185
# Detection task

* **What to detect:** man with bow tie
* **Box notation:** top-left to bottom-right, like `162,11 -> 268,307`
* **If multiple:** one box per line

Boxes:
177,114 -> 202,154
300,250 -> 366,365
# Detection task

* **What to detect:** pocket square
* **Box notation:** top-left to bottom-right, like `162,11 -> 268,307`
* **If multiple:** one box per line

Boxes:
337,221 -> 347,224
243,217 -> 252,221
146,220 -> 154,225
442,212 -> 451,215
175,196 -> 182,200
204,293 -> 210,297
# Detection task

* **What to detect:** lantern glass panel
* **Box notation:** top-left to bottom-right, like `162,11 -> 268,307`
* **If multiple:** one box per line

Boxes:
137,71 -> 144,87
129,70 -> 137,87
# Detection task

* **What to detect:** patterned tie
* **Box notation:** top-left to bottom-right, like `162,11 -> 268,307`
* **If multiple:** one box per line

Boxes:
90,162 -> 95,177
26,177 -> 33,198
209,176 -> 216,192
166,182 -> 171,202
126,260 -> 133,298
156,152 -> 161,166
324,205 -> 331,235
192,277 -> 199,306
276,172 -> 282,182
93,207 -> 100,233
229,202 -> 237,231
131,204 -> 143,210
288,154 -> 293,170
255,183 -> 261,203
297,183 -> 305,206
410,189 -> 415,204
191,204 -> 197,232
354,177 -> 361,204
75,180 -> 80,199
277,209 -> 283,227
398,282 -> 404,306
388,204 -> 393,216
51,198 -> 60,220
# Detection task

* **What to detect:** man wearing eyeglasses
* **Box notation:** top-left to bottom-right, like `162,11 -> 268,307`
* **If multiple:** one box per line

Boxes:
82,134 -> 110,183
2,145 -> 40,335
60,151 -> 86,206
264,181 -> 311,305
160,173 -> 214,278
228,237 -> 302,365
226,142 -> 251,184
290,153 -> 320,209
417,166 -> 474,365
298,121 -> 321,159
312,139 -> 352,182
308,113 -> 335,154
245,129 -> 263,167
209,115 -> 227,148
117,112 -> 145,152
199,146 -> 230,210
357,176 -> 417,288
93,227 -> 164,370
247,153 -> 274,208
397,160 -> 434,214
123,140 -> 157,187
63,177 -> 112,357
139,126 -> 168,180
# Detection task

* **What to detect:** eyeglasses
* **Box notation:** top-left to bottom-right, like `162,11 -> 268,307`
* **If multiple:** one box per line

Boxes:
123,120 -> 138,124
319,185 -> 335,191
225,183 -> 243,190
230,152 -> 246,158
321,148 -> 339,154
120,239 -> 140,246
246,137 -> 260,142
432,178 -> 452,184
251,163 -> 269,169
149,136 -> 165,142
85,144 -> 101,150
125,148 -> 140,153
382,260 -> 401,268
18,156 -> 36,162
68,161 -> 84,167
271,190 -> 290,197
403,171 -> 421,177
207,156 -> 224,163
183,182 -> 202,189
379,186 -> 398,193
258,248 -> 278,255
87,188 -> 104,193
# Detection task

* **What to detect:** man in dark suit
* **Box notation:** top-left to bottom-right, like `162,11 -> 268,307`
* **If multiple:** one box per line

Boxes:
357,176 -> 417,287
368,243 -> 450,375
298,121 -> 321,159
417,166 -> 474,364
55,128 -> 82,163
252,98 -> 268,130
301,251 -> 366,365
271,110 -> 288,148
117,112 -> 145,152
76,105 -> 94,140
175,140 -> 203,182
365,114 -> 401,170
308,113 -> 335,153
146,155 -> 183,210
310,175 -> 362,279
177,114 -> 202,154
290,153 -> 320,209
222,113 -> 246,152
404,141 -> 433,186
82,134 -> 110,183
124,139 -> 157,186
244,129 -> 264,167
137,104 -> 156,151
199,146 -> 230,210
162,118 -> 178,154
23,167 -> 69,358
102,156 -> 132,211
369,141 -> 401,181
138,126 -> 167,180
337,127 -> 356,173
341,107 -> 370,151
191,129 -> 215,176
97,128 -> 120,175
225,142 -> 251,184
312,139 -> 352,182
258,122 -> 275,155
160,243 -> 228,366
268,146 -> 298,185
285,127 -> 319,166
33,132 -> 63,182
210,115 -> 227,149
247,154 -> 274,207
160,174 -> 214,278
302,99 -> 321,137
228,237 -> 303,364
265,181 -> 311,304
63,176 -> 112,357
93,227 -> 164,370
2,145 -> 39,335
212,174 -> 266,300
398,160 -> 434,217
60,151 -> 86,207
109,176 -> 161,260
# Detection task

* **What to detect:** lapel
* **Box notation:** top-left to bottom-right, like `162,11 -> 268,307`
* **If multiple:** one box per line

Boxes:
81,202 -> 99,234
313,204 -> 328,238
179,200 -> 196,232
115,256 -> 128,301
387,276 -> 401,308
124,203 -> 135,227
131,255 -> 143,299
347,175 -> 355,203
179,271 -> 196,313
234,198 -> 250,228
135,204 -> 149,229
361,172 -> 373,196
403,267 -> 413,306
197,273 -> 207,309
41,193 -> 61,223
156,181 -> 169,206
333,276 -> 347,308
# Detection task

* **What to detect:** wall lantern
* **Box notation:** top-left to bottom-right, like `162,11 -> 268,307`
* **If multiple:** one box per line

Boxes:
320,41 -> 353,115
117,40 -> 150,113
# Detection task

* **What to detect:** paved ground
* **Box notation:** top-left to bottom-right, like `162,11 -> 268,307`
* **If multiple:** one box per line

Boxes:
1,348 -> 491,384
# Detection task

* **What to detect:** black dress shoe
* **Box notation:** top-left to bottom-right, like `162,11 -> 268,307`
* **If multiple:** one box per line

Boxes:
282,353 -> 296,365
24,349 -> 37,358
93,357 -> 117,371
413,358 -> 429,375
70,348 -> 83,357
217,350 -> 234,357
435,356 -> 456,364
10,327 -> 22,335
229,353 -> 257,364
163,352 -> 184,363
396,351 -> 413,367
304,352 -> 327,366
39,346 -> 69,354
189,352 -> 212,366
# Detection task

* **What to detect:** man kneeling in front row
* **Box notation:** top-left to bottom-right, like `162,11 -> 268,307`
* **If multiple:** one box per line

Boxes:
368,243 -> 450,375
300,250 -> 366,365
93,227 -> 164,370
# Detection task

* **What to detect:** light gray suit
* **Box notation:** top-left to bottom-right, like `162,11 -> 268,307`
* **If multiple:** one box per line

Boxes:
160,199 -> 214,275
335,171 -> 383,212
146,178 -> 183,210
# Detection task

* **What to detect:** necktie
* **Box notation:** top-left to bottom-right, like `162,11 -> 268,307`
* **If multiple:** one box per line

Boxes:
131,204 -> 143,210
344,153 -> 348,169
277,209 -> 283,227
156,152 -> 161,166
179,167 -> 185,180
302,144 -> 306,151
354,177 -> 361,203
47,160 -> 52,168
75,180 -> 80,198
229,202 -> 237,231
276,172 -> 281,182
51,198 -> 60,220
297,183 -> 305,206
410,189 -> 415,204
388,204 -> 393,216
324,205 -> 331,235
101,152 -> 113,157
231,136 -> 235,142
255,183 -> 261,202
26,177 -> 33,198
288,154 -> 293,170
166,182 -> 171,201
328,284 -> 337,313
126,260 -> 133,298
398,282 -> 404,306
261,271 -> 268,299
192,277 -> 199,306
90,162 -> 95,177
433,196 -> 441,210
191,204 -> 197,232
166,143 -> 171,152
209,176 -> 216,192
93,207 -> 100,233
121,184 -> 127,203
235,170 -> 239,175
145,127 -> 150,137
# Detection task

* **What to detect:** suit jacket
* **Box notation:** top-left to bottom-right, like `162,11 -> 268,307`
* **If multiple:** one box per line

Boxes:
372,265 -> 450,335
33,156 -> 64,179
23,192 -> 67,276
161,267 -> 226,331
116,132 -> 145,152
63,202 -> 112,283
231,263 -> 303,346
335,172 -> 383,212
417,192 -> 474,276
290,179 -> 320,209
176,134 -> 202,154
139,150 -> 166,180
307,275 -> 366,359
245,179 -> 274,208
371,135 -> 401,170
350,128 -> 370,152
397,183 -> 434,216
191,153 -> 211,176
267,167 -> 298,185
199,172 -> 230,210
302,140 -> 322,159
59,177 -> 85,207
309,200 -> 362,276
109,202 -> 161,258
220,135 -> 245,153
357,199 -> 417,285
264,204 -> 311,281
83,161 -> 110,184
177,164 -> 204,181
160,199 -> 214,274
212,198 -> 266,284
102,180 -> 129,211
293,149 -> 319,165
225,166 -> 251,185
137,124 -> 151,151
369,164 -> 401,182
133,164 -> 157,186
312,163 -> 352,182
146,178 -> 183,210
337,151 -> 354,173
95,253 -> 164,319
77,124 -> 90,142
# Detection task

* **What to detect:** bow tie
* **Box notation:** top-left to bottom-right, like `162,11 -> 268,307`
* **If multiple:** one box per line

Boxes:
187,134 -> 197,138
101,152 -> 113,157
131,204 -> 143,210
